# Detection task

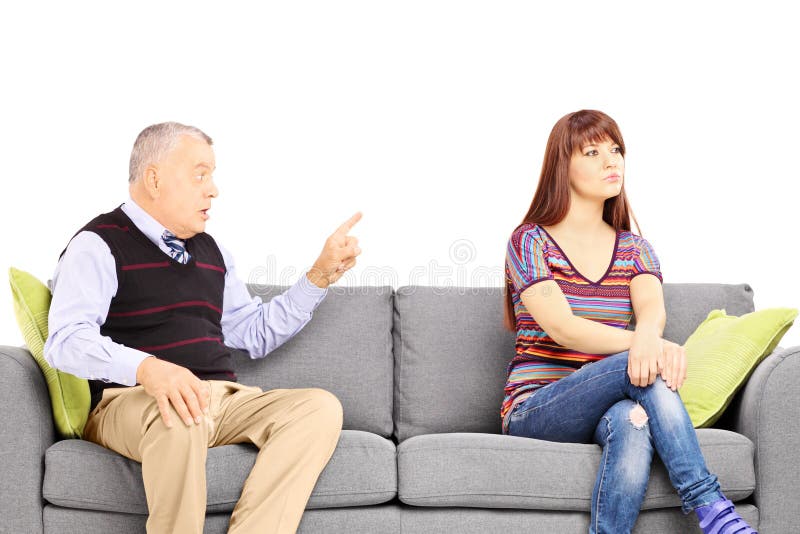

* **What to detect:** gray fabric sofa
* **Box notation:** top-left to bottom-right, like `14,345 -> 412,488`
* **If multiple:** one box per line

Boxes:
1,283 -> 798,533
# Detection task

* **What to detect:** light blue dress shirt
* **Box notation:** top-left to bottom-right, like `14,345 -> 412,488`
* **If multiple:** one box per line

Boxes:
43,198 -> 327,386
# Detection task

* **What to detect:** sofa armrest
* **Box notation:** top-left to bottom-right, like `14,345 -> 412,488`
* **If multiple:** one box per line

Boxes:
732,345 -> 800,534
0,345 -> 56,534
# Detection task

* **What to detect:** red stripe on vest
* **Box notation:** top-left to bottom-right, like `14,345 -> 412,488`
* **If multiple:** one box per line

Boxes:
197,262 -> 225,273
137,336 -> 223,352
108,300 -> 222,317
122,261 -> 170,271
96,224 -> 129,231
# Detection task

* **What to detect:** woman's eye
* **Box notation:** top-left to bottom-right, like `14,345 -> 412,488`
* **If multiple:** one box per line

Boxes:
195,174 -> 206,181
611,146 -> 622,153
585,150 -> 598,156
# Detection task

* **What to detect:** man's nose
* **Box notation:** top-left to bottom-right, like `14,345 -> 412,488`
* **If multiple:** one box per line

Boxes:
207,179 -> 219,198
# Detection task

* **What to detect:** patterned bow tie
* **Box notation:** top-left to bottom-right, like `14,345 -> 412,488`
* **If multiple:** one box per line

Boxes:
162,229 -> 191,264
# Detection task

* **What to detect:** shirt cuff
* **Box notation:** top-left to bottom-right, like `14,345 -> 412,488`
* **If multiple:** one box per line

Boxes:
113,344 -> 154,386
286,273 -> 328,314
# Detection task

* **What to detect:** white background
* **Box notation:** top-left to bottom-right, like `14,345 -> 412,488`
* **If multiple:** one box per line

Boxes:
2,1 -> 798,348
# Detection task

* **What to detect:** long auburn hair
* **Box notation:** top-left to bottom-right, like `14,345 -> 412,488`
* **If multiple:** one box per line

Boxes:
503,110 -> 642,331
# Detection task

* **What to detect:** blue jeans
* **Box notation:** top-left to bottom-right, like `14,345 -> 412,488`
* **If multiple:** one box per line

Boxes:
506,351 -> 722,534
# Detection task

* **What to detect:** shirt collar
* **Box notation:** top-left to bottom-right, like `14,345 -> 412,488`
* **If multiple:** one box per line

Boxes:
120,198 -> 181,249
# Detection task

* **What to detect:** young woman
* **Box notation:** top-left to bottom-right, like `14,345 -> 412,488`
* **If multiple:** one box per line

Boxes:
501,110 -> 756,534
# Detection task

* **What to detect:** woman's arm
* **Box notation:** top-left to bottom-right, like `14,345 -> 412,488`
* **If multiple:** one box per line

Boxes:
630,274 -> 666,336
628,274 -> 667,386
520,280 -> 635,354
629,273 -> 686,390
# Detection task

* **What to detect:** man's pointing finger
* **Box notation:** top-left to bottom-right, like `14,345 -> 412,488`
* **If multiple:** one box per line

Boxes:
335,212 -> 362,235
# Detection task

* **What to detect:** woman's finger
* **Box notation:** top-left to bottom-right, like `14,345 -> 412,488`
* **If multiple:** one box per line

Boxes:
664,346 -> 674,389
677,348 -> 688,389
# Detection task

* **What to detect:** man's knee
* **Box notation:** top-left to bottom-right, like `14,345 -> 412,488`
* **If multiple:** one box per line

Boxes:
304,388 -> 344,429
145,406 -> 211,446
309,388 -> 344,419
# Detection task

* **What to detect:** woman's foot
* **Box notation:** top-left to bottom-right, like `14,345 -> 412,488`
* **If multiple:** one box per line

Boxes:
696,498 -> 757,534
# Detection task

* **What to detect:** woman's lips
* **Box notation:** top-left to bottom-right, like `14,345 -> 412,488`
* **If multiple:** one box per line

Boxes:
604,175 -> 620,182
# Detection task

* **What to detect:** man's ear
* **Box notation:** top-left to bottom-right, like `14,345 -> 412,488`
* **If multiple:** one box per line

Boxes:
143,165 -> 160,199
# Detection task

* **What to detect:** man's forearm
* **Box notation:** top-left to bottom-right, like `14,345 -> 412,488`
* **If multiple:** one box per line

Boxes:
222,272 -> 327,358
45,325 -> 148,386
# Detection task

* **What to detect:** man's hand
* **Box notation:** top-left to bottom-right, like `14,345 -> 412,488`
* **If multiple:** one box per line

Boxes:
659,340 -> 687,391
627,330 -> 663,387
136,356 -> 211,429
307,212 -> 363,288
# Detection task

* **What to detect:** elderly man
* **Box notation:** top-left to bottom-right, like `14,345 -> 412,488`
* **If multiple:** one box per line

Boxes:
43,122 -> 361,534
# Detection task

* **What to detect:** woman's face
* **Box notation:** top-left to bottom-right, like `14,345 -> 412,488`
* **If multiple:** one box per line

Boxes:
568,138 -> 624,201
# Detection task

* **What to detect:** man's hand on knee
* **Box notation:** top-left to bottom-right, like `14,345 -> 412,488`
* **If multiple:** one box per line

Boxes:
136,356 -> 211,428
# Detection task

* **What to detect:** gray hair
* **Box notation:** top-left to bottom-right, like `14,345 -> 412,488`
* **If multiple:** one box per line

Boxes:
128,122 -> 213,183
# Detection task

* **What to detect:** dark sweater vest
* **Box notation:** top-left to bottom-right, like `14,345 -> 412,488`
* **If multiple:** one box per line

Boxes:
61,206 -> 237,411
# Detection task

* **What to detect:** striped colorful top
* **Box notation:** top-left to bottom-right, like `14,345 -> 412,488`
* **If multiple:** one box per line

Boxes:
501,222 -> 662,433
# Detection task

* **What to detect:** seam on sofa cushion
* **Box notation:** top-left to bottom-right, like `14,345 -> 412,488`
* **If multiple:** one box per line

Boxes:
398,441 -> 753,455
399,446 -> 599,455
401,484 -> 756,500
42,495 -> 145,508
394,297 -> 405,442
402,492 -> 592,502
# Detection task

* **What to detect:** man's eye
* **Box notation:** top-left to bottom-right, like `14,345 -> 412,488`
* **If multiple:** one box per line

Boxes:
195,174 -> 206,181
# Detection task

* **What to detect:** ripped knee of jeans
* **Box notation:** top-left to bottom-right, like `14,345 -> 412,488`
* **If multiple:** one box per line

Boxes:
629,404 -> 649,429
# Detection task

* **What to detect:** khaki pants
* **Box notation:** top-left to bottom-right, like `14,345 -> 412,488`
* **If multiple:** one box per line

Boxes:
83,381 -> 343,534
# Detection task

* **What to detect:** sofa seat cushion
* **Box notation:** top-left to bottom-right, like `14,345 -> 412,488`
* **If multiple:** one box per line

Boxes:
43,430 -> 396,514
397,430 -> 754,510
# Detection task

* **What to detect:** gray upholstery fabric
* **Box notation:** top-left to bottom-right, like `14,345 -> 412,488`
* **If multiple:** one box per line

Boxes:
399,504 -> 759,533
43,504 -> 403,534
657,283 -> 755,344
397,430 -> 754,510
43,430 -> 396,514
0,345 -> 56,534
393,287 -> 514,442
733,346 -> 800,533
237,284 -> 394,437
1,281 -> 790,533
41,503 -> 759,533
392,284 -> 756,442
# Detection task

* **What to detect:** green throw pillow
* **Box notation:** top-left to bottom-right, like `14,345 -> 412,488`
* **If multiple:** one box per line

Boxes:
9,267 -> 90,439
681,307 -> 797,428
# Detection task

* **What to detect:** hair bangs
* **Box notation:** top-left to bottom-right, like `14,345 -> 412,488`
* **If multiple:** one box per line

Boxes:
568,111 -> 626,156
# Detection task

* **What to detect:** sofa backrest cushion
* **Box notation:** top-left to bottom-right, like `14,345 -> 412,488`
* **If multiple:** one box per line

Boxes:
657,283 -> 756,345
235,284 -> 394,438
393,286 -> 514,442
392,283 -> 755,441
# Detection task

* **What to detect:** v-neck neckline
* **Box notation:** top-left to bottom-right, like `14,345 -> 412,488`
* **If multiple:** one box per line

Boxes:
538,225 -> 620,286
118,208 -> 197,268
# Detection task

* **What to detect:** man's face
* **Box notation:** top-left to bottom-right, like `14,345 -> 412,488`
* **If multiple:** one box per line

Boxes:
153,135 -> 218,239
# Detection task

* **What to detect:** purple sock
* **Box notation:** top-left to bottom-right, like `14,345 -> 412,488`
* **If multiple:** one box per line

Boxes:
695,497 -> 757,534
695,501 -> 721,523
